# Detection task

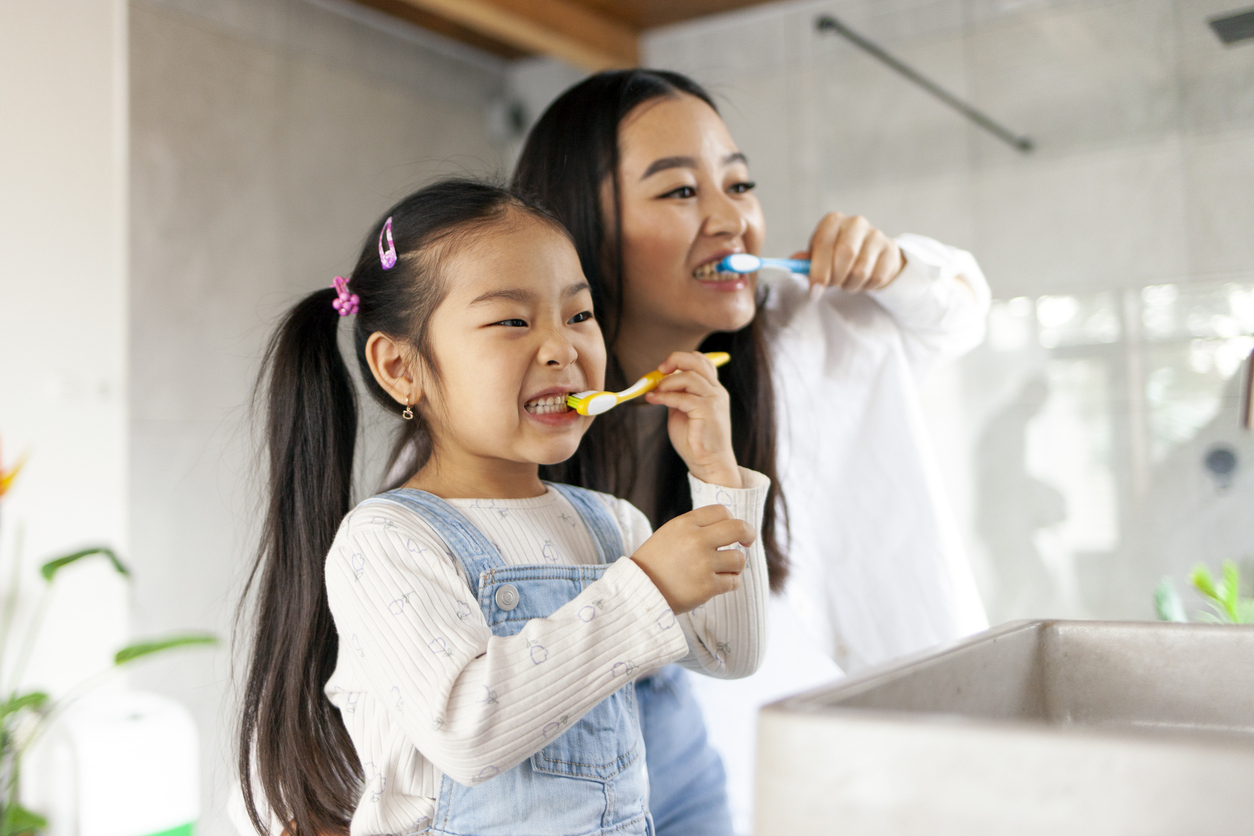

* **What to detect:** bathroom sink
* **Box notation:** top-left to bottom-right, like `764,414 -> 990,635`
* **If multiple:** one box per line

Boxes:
755,620 -> 1254,835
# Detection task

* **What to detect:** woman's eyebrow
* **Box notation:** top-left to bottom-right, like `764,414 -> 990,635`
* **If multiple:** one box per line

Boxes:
641,152 -> 749,179
641,156 -> 696,179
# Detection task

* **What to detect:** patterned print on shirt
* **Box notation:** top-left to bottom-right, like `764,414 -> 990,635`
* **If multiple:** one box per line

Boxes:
657,610 -> 676,630
541,540 -> 559,563
454,599 -> 473,621
363,762 -> 386,803
541,714 -> 570,738
390,686 -> 404,713
350,552 -> 365,580
370,515 -> 399,532
429,637 -> 453,658
611,660 -> 637,678
351,634 -> 365,657
388,592 -> 417,615
479,686 -> 499,705
527,639 -> 548,665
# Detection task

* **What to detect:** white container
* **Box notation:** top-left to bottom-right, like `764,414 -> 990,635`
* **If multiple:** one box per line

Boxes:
756,620 -> 1254,835
24,689 -> 199,836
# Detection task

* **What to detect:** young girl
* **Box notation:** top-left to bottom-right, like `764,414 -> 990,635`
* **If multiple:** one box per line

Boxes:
237,180 -> 769,836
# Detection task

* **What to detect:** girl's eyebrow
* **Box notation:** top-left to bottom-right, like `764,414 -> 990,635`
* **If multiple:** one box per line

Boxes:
470,282 -> 590,305
640,152 -> 749,179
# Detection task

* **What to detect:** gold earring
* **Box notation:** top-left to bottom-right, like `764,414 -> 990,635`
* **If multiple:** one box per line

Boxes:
402,402 -> 414,421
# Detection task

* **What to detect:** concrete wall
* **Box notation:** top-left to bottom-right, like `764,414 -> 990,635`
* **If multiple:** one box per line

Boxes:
0,0 -> 130,698
127,2 -> 507,833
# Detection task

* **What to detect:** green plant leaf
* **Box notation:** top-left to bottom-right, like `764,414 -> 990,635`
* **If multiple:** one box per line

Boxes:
1238,598 -> 1254,625
40,546 -> 129,582
1222,560 -> 1241,612
0,691 -> 49,720
1154,578 -> 1188,622
1,802 -> 48,836
1190,564 -> 1219,602
114,633 -> 218,666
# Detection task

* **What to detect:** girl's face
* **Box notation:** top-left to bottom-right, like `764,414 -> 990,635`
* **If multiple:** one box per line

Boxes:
421,214 -> 605,473
613,94 -> 765,345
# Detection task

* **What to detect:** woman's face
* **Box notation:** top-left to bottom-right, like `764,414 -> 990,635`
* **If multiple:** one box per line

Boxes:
613,94 -> 765,346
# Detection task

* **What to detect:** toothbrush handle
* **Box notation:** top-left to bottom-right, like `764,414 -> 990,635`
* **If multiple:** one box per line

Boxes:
760,257 -> 810,275
620,352 -> 731,404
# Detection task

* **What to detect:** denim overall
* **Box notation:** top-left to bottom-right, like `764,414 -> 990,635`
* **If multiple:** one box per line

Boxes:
372,484 -> 652,836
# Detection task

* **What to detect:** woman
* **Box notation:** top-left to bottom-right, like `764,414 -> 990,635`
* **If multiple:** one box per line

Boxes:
514,70 -> 990,834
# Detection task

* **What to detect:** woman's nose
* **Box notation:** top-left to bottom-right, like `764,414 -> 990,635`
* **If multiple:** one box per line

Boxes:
703,191 -> 749,239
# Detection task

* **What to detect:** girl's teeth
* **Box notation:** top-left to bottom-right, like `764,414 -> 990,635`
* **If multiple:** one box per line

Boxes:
525,395 -> 571,414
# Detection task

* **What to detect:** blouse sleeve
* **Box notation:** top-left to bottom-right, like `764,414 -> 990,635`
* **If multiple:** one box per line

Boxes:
324,504 -> 688,787
866,233 -> 992,377
602,467 -> 770,679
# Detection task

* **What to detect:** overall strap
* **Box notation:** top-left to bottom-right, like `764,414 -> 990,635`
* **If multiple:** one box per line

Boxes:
367,489 -> 505,588
545,483 -> 626,566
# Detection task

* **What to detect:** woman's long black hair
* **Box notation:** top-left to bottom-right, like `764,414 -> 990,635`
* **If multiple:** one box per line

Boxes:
513,70 -> 789,591
238,179 -> 563,836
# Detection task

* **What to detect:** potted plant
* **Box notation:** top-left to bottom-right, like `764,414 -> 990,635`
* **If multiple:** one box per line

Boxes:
1155,560 -> 1254,624
0,439 -> 217,835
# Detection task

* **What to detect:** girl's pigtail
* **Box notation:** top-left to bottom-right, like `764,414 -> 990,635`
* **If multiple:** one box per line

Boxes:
240,286 -> 362,835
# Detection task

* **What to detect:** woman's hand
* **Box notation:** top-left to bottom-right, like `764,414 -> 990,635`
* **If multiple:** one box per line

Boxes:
645,351 -> 741,488
630,504 -> 755,614
794,212 -> 904,294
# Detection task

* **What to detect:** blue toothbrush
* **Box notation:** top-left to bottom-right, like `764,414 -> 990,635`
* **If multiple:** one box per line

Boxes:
717,254 -> 810,275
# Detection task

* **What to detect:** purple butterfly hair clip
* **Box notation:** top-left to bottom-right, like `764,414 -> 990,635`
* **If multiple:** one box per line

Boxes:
379,216 -> 397,270
331,276 -> 359,316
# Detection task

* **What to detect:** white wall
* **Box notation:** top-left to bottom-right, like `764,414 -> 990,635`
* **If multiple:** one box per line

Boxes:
127,2 -> 508,834
0,0 -> 130,696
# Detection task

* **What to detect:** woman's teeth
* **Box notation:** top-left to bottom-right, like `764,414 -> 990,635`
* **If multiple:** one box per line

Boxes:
693,261 -> 743,281
525,394 -> 571,414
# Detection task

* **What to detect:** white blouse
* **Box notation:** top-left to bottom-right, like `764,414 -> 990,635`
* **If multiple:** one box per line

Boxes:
320,470 -> 769,835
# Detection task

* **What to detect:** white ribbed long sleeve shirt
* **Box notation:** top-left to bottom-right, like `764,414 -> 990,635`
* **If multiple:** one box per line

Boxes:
322,469 -> 769,836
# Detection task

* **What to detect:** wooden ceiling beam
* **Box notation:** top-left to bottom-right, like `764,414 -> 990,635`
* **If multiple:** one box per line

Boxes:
394,0 -> 638,70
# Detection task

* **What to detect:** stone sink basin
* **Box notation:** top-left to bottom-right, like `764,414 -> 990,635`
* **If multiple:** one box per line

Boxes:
755,620 -> 1254,835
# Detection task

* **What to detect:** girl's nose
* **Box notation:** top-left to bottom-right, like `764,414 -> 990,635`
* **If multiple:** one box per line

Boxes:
539,327 -> 578,368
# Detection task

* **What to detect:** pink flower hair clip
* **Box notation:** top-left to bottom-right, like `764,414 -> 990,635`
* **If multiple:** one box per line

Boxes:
331,276 -> 359,316
379,216 -> 397,270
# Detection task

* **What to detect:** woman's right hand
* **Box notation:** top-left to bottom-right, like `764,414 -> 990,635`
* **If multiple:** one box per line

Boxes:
629,504 -> 755,614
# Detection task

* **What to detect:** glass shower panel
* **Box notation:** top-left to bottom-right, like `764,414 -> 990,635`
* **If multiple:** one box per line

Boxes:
958,280 -> 1254,624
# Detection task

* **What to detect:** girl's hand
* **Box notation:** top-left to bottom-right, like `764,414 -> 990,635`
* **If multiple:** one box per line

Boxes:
631,504 -> 756,614
794,212 -> 904,294
645,351 -> 741,488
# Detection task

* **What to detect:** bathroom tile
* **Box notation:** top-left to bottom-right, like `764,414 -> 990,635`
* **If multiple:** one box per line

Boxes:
967,0 -> 1181,164
1182,128 -> 1254,277
1175,0 -> 1254,133
799,35 -> 972,191
972,141 -> 1189,296
828,171 -> 977,255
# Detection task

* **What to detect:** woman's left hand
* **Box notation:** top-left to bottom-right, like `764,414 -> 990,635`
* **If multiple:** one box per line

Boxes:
793,212 -> 904,294
645,351 -> 742,489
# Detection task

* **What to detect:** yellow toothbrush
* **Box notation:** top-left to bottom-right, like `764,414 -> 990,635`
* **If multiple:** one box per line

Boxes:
567,352 -> 731,416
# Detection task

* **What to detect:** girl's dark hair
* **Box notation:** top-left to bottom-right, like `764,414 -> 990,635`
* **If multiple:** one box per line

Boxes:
513,70 -> 789,591
238,179 -> 562,836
